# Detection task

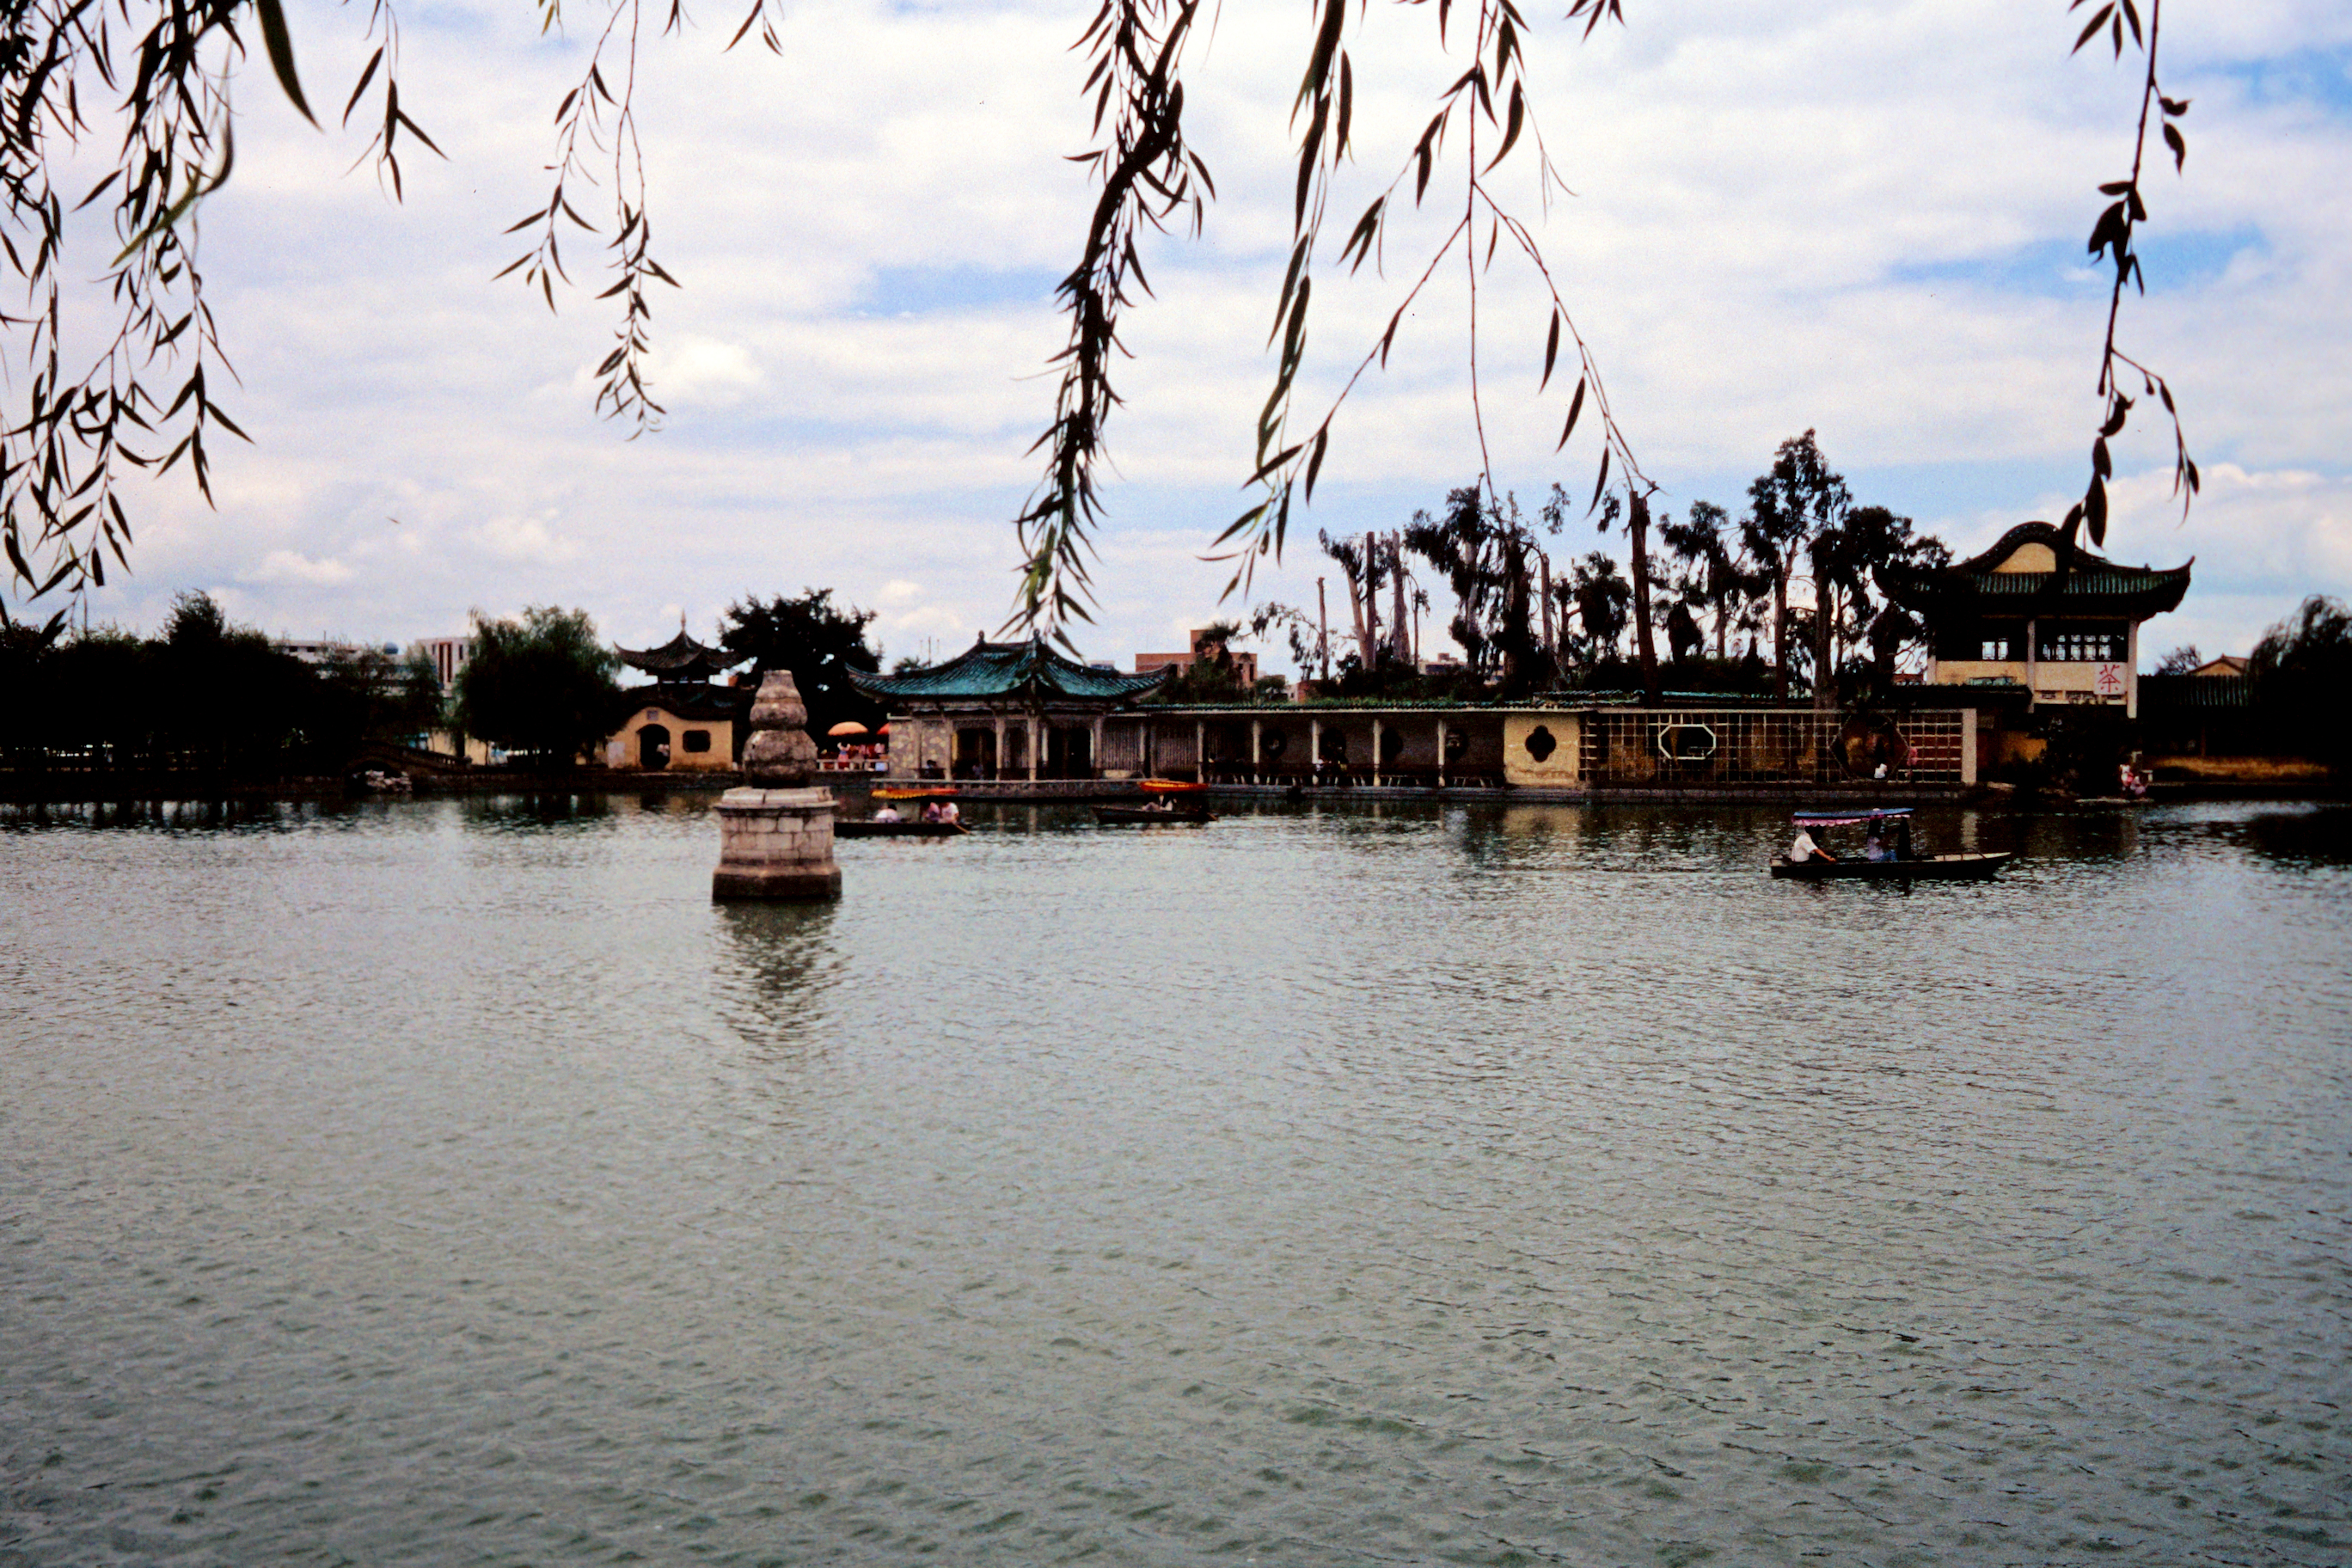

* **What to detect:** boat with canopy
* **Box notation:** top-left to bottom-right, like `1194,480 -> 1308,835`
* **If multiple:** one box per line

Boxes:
1771,807 -> 2011,880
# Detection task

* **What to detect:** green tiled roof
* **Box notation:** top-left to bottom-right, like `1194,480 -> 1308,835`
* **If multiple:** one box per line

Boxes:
1878,521 -> 2190,619
851,637 -> 1169,704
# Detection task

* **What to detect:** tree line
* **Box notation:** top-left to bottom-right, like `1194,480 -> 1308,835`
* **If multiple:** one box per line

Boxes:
1,588 -> 892,777
1232,430 -> 1949,707
0,592 -> 444,775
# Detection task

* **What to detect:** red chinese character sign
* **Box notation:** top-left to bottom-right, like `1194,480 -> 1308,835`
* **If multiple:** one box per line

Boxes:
2094,664 -> 2128,701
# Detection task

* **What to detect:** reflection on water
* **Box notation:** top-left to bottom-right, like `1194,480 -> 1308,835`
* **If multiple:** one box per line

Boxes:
1,795 -> 2346,1566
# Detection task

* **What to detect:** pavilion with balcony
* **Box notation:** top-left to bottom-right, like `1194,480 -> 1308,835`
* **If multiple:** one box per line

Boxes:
1876,520 -> 2191,720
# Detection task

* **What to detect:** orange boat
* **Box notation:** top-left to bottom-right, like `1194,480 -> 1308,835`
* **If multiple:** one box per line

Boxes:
1138,778 -> 1209,793
872,786 -> 958,801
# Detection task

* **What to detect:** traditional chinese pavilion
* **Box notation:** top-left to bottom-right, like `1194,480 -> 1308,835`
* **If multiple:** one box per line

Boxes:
1876,521 -> 2190,719
851,634 -> 1169,779
607,628 -> 750,772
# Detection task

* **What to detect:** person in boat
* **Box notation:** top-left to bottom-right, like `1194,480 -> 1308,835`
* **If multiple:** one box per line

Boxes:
940,799 -> 960,824
920,800 -> 946,823
1894,818 -> 1913,861
1789,825 -> 1836,863
1864,828 -> 1892,862
873,804 -> 903,823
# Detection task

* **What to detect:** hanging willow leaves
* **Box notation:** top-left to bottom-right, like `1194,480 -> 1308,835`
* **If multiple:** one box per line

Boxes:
2059,0 -> 2197,572
2,0 -> 433,610
1196,0 -> 1653,616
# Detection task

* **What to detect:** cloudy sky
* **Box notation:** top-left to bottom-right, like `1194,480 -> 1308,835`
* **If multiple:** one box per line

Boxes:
11,0 -> 2349,673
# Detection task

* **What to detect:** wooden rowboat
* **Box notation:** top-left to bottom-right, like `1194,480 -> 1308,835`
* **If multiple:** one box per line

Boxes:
1771,852 -> 2012,880
873,786 -> 958,801
1094,805 -> 1215,825
835,819 -> 967,838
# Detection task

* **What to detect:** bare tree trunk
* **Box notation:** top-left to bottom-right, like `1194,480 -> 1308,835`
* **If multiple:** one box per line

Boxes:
1340,559 -> 1370,669
1773,569 -> 1791,701
1630,494 -> 1662,706
1539,552 -> 1554,665
1811,541 -> 1837,715
1316,577 -> 1332,682
1389,534 -> 1411,662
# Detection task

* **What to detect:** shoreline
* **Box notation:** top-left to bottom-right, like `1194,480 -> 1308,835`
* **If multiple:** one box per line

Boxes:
2,770 -> 2338,809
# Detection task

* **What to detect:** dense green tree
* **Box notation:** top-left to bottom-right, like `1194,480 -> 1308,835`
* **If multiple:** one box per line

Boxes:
322,646 -> 446,743
1660,500 -> 1759,664
1813,503 -> 1946,702
719,589 -> 883,740
2249,597 -> 2352,772
452,606 -> 621,768
1567,552 -> 1631,674
5,591 -> 427,774
1402,487 -> 1543,692
1741,431 -> 1849,702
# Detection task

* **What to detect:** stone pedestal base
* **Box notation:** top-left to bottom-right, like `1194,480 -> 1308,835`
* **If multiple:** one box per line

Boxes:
712,787 -> 842,901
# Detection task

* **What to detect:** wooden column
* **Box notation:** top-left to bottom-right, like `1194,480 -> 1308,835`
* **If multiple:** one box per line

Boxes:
993,714 -> 1006,781
1372,717 -> 1384,787
1194,720 -> 1207,783
1027,715 -> 1039,782
1250,719 -> 1262,783
1309,718 -> 1322,786
1436,718 -> 1448,789
1091,714 -> 1106,779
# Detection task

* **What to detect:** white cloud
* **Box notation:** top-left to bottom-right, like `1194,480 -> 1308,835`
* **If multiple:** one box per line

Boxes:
472,515 -> 579,565
248,550 -> 356,585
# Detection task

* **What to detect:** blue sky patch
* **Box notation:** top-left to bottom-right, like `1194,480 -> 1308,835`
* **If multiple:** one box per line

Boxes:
2202,45 -> 2352,116
859,264 -> 1063,317
1889,224 -> 2263,299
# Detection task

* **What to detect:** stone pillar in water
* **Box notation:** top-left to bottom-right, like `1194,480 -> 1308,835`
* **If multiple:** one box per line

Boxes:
711,671 -> 842,901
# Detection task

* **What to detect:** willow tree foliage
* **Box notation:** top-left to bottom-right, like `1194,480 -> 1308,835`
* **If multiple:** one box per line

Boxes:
0,0 -> 2195,640
451,604 -> 620,765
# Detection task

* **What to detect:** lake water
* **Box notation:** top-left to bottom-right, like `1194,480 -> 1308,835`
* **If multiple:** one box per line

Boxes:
2,795 -> 2347,1567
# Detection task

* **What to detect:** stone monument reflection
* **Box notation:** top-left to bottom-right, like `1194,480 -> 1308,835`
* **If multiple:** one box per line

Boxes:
711,671 -> 843,900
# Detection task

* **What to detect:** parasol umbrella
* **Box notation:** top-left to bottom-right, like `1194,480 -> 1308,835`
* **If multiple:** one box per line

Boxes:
827,721 -> 869,737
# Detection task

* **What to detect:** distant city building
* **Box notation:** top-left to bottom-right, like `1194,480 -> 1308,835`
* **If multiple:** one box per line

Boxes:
273,638 -> 399,667
1133,628 -> 1259,688
415,635 -> 475,691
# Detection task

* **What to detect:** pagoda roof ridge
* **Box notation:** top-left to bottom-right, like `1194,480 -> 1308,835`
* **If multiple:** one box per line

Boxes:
616,628 -> 740,680
850,633 -> 1169,705
1877,518 -> 2190,620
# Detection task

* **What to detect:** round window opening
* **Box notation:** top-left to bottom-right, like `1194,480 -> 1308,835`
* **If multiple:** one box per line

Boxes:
1524,724 -> 1558,763
1261,730 -> 1289,758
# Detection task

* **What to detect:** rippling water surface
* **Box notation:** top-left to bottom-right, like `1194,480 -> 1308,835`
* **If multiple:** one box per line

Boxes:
3,796 -> 2347,1566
